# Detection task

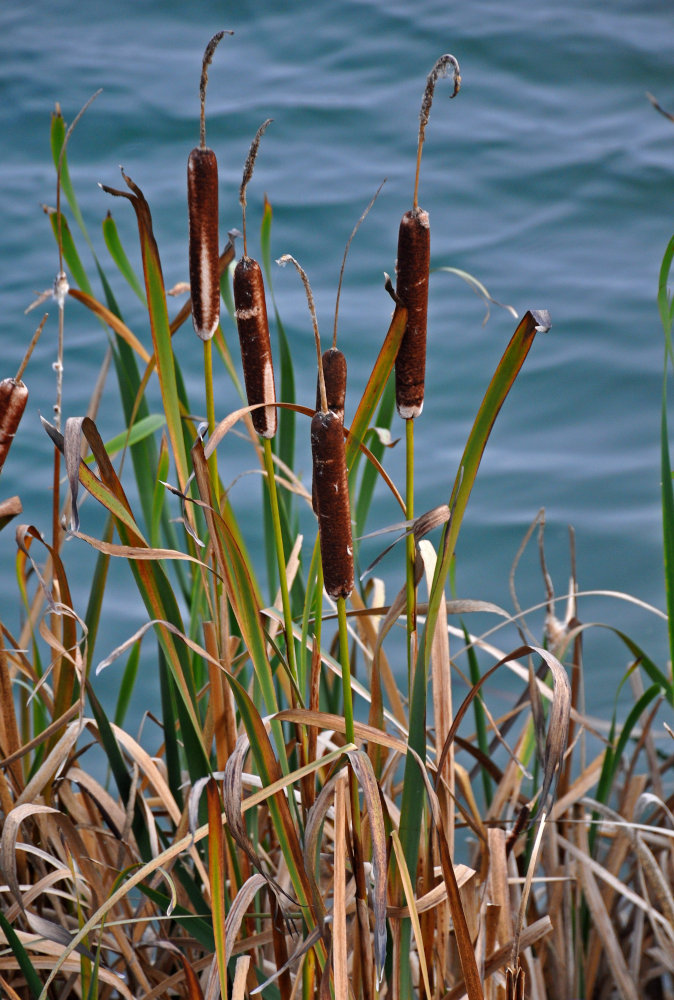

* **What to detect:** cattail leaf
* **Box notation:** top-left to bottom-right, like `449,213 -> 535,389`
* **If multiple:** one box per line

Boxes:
390,830 -> 432,1000
206,778 -> 228,999
14,525 -> 78,741
178,955 -> 205,1000
345,304 -> 407,476
102,211 -> 146,303
191,438 -> 281,723
0,495 -> 22,531
46,209 -> 93,295
50,105 -> 90,245
344,748 -> 388,985
354,377 -> 396,539
225,873 -> 268,964
260,196 -> 296,473
68,288 -> 150,362
220,669 -> 323,931
0,910 -> 43,1000
43,414 -> 210,773
82,413 -> 166,464
100,171 -> 189,491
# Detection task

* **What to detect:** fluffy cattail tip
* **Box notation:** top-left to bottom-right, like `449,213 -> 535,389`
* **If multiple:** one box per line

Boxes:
395,207 -> 430,419
188,146 -> 220,341
311,409 -> 354,599
234,256 -> 277,439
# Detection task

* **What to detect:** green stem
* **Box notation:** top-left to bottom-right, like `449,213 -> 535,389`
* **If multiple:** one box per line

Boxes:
337,595 -> 354,745
405,416 -> 416,672
399,414 -> 419,1000
263,437 -> 298,690
204,337 -> 220,511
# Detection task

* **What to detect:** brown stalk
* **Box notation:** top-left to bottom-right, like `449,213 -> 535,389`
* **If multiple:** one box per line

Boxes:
277,254 -> 354,598
234,120 -> 277,438
233,258 -> 277,438
395,54 -> 460,420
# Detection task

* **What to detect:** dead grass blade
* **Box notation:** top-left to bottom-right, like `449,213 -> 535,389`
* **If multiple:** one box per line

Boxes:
575,819 -> 640,1000
344,748 -> 388,982
333,772 -> 348,1000
391,829 -> 432,1000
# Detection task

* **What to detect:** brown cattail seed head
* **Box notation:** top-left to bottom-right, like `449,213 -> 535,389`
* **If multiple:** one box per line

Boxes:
315,348 -> 347,423
188,146 -> 220,340
233,256 -> 277,438
311,409 -> 354,599
394,207 -> 430,419
0,378 -> 28,473
313,348 -> 347,513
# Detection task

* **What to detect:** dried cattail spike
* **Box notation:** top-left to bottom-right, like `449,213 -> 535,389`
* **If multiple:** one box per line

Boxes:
233,256 -> 277,438
188,147 -> 220,341
394,207 -> 430,418
312,347 -> 347,513
315,348 -> 347,422
311,409 -> 354,599
188,31 -> 231,342
0,378 -> 28,473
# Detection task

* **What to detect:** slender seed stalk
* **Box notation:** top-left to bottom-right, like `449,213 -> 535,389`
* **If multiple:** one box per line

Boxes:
337,595 -> 354,746
405,415 -> 416,681
263,437 -> 298,691
203,337 -> 220,510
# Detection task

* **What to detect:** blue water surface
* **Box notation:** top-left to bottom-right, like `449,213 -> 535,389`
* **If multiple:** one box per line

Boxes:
1,1 -> 672,726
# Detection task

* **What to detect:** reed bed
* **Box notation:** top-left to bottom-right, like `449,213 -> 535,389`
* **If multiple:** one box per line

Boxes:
1,36 -> 673,1000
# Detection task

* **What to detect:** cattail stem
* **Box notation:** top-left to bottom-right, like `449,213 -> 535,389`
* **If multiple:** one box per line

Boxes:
337,596 -> 355,746
203,337 -> 220,509
263,437 -> 299,692
405,416 -> 417,657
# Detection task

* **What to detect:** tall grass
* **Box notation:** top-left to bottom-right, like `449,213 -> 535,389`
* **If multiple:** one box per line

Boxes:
1,43 -> 673,1000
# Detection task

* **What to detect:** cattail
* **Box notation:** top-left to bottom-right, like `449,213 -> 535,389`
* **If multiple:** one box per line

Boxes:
187,31 -> 231,341
315,347 -> 347,423
278,254 -> 354,599
0,316 -> 45,474
395,53 -> 460,419
233,118 -> 276,438
233,256 -> 276,438
312,347 -> 346,513
0,379 -> 28,473
311,408 -> 353,599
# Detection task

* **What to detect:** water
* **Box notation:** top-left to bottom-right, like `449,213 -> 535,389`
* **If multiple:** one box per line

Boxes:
1,0 -> 672,725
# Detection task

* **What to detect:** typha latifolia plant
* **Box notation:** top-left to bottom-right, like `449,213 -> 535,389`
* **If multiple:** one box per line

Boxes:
234,118 -> 276,440
233,120 -> 303,697
188,30 -> 231,501
8,32 -> 674,1000
396,53 -> 461,719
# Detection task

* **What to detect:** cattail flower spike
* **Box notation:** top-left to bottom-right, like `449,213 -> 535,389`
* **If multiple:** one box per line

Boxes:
188,31 -> 231,342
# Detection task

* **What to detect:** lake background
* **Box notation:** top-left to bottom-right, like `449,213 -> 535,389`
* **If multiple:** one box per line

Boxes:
1,1 -> 673,725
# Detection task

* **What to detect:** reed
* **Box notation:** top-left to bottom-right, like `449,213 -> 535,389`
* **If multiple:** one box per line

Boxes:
1,35 -> 672,1000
